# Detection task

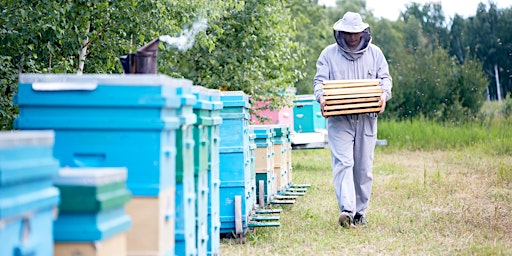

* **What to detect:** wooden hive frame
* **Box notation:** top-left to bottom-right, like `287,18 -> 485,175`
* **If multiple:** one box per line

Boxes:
322,79 -> 383,116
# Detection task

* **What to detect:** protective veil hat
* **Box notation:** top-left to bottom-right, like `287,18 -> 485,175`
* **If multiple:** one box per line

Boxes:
333,12 -> 369,33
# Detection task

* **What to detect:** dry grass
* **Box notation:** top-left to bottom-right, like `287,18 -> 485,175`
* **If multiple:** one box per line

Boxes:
220,148 -> 512,255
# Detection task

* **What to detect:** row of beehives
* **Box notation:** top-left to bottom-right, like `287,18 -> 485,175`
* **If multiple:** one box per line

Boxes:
1,74 -> 309,256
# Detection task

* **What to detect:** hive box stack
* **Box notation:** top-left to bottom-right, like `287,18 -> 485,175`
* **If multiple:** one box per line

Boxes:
251,125 -> 276,205
174,87 -> 197,256
321,79 -> 382,116
191,86 -> 215,256
0,131 -> 60,256
283,126 -> 293,187
247,127 -> 257,210
268,125 -> 290,194
206,89 -> 223,256
14,74 -> 193,256
53,167 -> 131,256
218,91 -> 253,235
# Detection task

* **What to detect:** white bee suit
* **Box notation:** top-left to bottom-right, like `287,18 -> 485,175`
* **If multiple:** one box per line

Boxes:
313,12 -> 392,218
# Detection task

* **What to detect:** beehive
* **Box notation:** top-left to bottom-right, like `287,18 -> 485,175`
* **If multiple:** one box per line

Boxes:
53,167 -> 131,256
207,88 -> 223,256
0,131 -> 60,256
14,74 -> 190,197
191,86 -> 217,256
322,79 -> 383,116
293,94 -> 326,132
218,91 -> 254,235
125,187 -> 174,256
14,74 -> 191,256
251,125 -> 276,205
174,86 -> 197,256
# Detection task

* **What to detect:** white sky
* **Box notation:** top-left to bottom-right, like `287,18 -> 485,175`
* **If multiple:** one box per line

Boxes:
319,0 -> 512,22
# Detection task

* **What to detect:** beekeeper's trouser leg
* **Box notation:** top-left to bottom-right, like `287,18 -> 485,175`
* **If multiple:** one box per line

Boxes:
327,113 -> 377,216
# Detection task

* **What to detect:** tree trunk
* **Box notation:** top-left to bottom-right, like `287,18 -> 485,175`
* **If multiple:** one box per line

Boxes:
77,22 -> 91,75
494,63 -> 501,102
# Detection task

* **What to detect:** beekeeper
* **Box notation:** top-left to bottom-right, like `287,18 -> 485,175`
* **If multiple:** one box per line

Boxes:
313,11 -> 392,228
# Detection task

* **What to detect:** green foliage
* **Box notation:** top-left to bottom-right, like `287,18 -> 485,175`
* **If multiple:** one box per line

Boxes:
160,0 -> 303,112
502,94 -> 512,120
0,0 -> 243,129
452,3 -> 512,100
401,2 -> 449,49
290,0 -> 332,95
378,117 -> 488,151
0,56 -> 18,130
387,42 -> 488,122
370,19 -> 404,64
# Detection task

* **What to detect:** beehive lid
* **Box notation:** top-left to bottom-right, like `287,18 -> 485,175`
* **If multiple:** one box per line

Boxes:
208,89 -> 223,110
220,91 -> 251,108
19,74 -> 193,87
251,125 -> 273,138
53,167 -> 127,186
0,130 -> 54,148
192,86 -> 214,110
17,74 -> 194,110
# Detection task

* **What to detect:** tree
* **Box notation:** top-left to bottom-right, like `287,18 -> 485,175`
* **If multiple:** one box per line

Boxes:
289,0 -> 333,95
463,2 -> 512,101
448,14 -> 467,63
385,2 -> 489,122
0,0 -> 245,129
401,2 -> 449,50
158,0 -> 303,114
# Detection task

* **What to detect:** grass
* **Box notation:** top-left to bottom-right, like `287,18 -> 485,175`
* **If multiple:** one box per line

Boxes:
220,107 -> 512,255
377,118 -> 512,154
220,148 -> 512,255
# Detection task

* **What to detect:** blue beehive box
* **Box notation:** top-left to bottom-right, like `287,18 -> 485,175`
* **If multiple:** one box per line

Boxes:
14,74 -> 191,256
191,86 -> 217,256
0,131 -> 60,256
293,94 -> 326,133
207,89 -> 222,256
267,124 -> 289,192
14,74 -> 190,197
218,91 -> 254,235
250,125 -> 275,205
174,87 -> 197,256
53,207 -> 131,242
247,128 -> 257,210
219,91 -> 250,119
251,125 -> 274,147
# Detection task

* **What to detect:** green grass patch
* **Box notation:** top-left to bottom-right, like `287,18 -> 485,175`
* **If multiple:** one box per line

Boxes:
220,148 -> 512,255
377,117 -> 512,154
220,102 -> 511,255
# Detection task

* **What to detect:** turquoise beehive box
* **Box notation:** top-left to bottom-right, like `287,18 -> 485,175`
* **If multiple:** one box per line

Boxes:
13,74 -> 193,256
218,91 -> 253,235
293,94 -> 326,133
0,131 -> 60,256
14,74 -> 186,197
207,88 -> 222,256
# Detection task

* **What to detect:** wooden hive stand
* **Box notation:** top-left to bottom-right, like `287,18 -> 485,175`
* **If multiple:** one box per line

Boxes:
322,79 -> 383,116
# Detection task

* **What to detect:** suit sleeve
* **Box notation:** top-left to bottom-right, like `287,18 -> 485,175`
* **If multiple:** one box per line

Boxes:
375,47 -> 393,101
313,50 -> 330,103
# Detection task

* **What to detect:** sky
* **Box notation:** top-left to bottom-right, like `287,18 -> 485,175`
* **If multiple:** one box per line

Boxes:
318,0 -> 512,22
